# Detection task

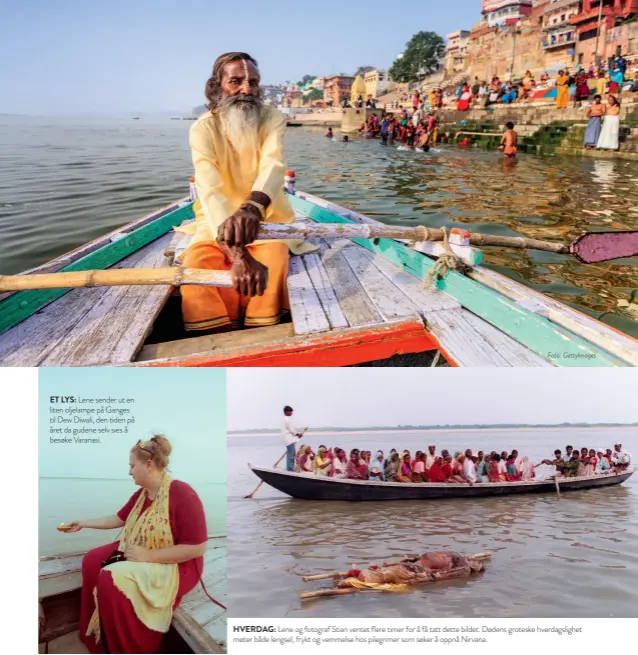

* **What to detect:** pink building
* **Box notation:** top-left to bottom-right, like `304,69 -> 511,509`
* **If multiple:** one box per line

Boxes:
482,0 -> 533,27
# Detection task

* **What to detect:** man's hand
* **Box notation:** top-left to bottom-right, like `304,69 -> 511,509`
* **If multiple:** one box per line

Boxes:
229,249 -> 268,297
218,204 -> 261,247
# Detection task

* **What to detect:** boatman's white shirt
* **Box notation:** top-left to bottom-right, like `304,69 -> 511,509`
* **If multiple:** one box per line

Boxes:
282,416 -> 298,447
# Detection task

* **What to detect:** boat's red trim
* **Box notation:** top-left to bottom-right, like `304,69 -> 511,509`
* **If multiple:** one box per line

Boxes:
133,320 -> 437,367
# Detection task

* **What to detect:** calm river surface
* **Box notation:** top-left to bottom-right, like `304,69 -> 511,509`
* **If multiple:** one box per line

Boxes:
228,428 -> 638,618
0,116 -> 636,336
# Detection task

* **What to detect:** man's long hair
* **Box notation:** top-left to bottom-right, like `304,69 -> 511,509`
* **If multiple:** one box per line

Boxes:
205,52 -> 259,110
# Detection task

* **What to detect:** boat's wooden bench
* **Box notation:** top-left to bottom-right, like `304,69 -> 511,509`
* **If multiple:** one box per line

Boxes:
38,537 -> 226,653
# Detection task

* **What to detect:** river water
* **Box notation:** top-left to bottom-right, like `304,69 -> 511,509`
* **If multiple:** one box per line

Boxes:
0,116 -> 636,337
227,428 -> 638,618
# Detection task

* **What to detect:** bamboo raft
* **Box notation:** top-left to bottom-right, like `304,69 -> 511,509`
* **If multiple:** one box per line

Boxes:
2,181 -> 638,367
300,552 -> 492,600
38,537 -> 226,654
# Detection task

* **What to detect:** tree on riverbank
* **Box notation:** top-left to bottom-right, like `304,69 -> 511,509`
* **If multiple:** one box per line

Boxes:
297,74 -> 316,88
353,65 -> 375,77
303,88 -> 324,105
389,31 -> 445,83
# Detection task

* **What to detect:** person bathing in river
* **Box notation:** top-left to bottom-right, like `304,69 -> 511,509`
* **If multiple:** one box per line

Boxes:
325,127 -> 333,138
183,52 -> 315,334
585,95 -> 606,148
498,122 -> 518,158
68,436 -> 208,654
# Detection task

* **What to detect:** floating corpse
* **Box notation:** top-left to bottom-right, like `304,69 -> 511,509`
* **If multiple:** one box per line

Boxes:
300,551 -> 491,599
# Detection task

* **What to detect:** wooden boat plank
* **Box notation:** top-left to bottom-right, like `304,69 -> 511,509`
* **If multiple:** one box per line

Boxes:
289,192 -> 626,367
353,245 -> 548,365
0,245 -> 157,366
336,241 -> 422,322
467,266 -> 638,366
287,257 -> 331,335
356,244 -> 461,313
319,246 -> 384,327
172,608 -> 226,654
131,319 -> 435,367
38,233 -> 173,366
425,308 -> 553,367
0,203 -> 194,334
299,252 -> 349,330
137,323 -> 295,362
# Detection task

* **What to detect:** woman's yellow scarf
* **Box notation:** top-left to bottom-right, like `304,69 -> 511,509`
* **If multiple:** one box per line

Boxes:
87,473 -> 179,641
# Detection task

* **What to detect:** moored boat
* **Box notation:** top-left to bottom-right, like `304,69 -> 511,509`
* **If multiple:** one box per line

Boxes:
2,179 -> 637,367
248,465 -> 634,501
38,537 -> 226,653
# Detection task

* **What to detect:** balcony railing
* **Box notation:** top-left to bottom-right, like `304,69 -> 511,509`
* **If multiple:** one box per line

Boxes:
543,37 -> 577,49
543,19 -> 573,31
543,0 -> 580,14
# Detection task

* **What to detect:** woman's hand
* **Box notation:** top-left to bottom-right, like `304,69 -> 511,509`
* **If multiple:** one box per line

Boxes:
65,521 -> 83,532
123,545 -> 155,563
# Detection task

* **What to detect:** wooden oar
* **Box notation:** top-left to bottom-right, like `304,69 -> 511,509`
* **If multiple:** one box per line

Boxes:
1,225 -> 636,293
253,223 -> 638,263
301,552 -> 492,582
244,428 -> 308,499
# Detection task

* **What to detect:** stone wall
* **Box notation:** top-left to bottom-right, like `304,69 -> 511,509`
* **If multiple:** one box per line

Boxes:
341,107 -> 378,133
465,18 -> 548,81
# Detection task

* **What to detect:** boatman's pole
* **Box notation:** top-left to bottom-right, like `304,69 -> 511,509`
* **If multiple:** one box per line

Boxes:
245,428 -> 308,499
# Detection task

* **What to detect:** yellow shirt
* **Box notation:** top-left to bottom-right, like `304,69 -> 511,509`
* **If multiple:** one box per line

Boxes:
183,106 -> 315,254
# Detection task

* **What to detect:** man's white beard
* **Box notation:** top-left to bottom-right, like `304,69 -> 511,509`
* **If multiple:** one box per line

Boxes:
220,104 -> 260,153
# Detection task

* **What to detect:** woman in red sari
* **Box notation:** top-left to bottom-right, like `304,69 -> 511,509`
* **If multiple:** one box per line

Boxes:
66,435 -> 208,654
427,456 -> 447,483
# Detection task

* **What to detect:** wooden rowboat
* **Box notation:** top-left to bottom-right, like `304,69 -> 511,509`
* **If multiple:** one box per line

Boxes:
248,465 -> 634,501
38,537 -> 226,654
2,183 -> 638,367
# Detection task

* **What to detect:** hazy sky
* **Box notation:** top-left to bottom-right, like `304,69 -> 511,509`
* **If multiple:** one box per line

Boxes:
39,368 -> 226,480
227,369 -> 638,430
1,0 -> 482,115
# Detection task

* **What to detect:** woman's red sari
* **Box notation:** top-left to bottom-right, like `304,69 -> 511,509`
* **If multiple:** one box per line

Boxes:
79,481 -> 207,654
428,459 -> 447,483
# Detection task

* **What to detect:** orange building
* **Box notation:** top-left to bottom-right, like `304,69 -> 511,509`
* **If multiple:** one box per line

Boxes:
323,75 -> 355,106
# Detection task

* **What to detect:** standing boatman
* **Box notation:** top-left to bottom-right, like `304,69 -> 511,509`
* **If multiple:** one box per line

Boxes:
282,406 -> 305,471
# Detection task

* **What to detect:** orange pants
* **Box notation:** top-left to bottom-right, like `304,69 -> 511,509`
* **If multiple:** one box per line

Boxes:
181,240 -> 290,331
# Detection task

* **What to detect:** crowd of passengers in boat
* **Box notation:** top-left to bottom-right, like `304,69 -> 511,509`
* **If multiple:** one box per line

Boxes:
292,443 -> 632,483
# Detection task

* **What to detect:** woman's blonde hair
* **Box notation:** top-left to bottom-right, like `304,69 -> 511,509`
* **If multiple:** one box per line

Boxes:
131,435 -> 172,470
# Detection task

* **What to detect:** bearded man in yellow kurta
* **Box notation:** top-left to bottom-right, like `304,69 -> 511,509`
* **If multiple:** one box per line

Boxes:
182,52 -> 308,332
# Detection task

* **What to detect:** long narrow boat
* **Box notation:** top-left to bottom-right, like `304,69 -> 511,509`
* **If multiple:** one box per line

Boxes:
38,537 -> 226,654
2,180 -> 637,367
248,465 -> 634,501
